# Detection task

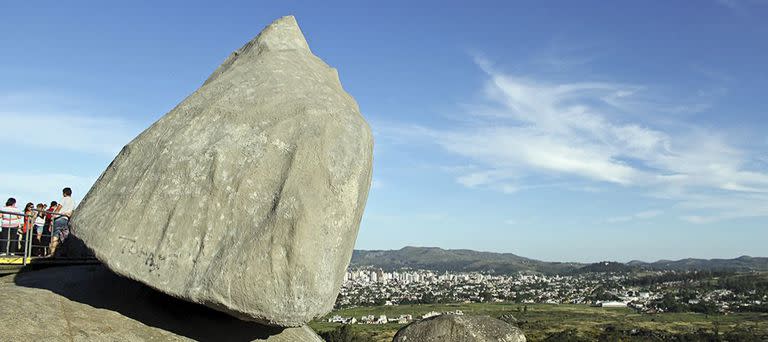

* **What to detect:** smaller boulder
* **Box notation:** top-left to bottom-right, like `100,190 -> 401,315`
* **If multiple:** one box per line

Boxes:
393,314 -> 526,342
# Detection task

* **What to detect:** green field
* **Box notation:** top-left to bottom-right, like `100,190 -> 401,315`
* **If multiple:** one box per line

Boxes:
309,303 -> 768,341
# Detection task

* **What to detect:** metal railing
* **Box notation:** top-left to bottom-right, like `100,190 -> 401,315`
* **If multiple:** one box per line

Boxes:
0,209 -> 70,266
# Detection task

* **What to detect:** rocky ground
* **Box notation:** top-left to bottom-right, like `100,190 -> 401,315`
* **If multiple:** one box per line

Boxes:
0,265 -> 321,341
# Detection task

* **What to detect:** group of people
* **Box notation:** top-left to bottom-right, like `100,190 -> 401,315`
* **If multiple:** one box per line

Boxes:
0,187 -> 75,257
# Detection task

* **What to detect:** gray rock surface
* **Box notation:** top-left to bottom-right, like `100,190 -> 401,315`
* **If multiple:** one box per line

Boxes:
70,15 -> 373,327
3,265 -> 323,341
393,315 -> 527,342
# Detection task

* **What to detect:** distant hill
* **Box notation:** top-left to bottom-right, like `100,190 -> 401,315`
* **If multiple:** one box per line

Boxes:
575,261 -> 637,274
628,256 -> 768,272
350,247 -> 581,274
351,247 -> 768,274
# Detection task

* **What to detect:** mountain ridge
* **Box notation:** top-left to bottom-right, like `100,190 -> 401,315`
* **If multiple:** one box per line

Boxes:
351,247 -> 768,274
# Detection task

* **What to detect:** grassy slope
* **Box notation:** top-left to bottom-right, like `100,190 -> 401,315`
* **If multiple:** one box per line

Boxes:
309,303 -> 768,341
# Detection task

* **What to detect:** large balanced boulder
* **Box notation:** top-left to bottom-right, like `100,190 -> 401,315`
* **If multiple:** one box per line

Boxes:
4,266 -> 323,341
393,315 -> 527,342
70,15 -> 373,327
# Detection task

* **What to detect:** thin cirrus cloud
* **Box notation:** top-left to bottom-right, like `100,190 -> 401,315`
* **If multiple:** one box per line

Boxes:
0,111 -> 138,156
0,172 -> 96,204
605,210 -> 663,224
0,91 -> 143,203
0,91 -> 140,156
380,56 -> 768,223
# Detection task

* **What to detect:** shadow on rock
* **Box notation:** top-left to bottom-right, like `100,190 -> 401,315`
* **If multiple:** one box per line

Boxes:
14,264 -> 287,342
52,234 -> 95,258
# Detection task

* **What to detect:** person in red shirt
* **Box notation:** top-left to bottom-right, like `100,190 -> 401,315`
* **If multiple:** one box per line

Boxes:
43,201 -> 57,254
20,202 -> 34,253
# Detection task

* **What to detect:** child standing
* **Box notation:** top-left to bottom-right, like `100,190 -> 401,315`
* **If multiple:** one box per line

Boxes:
21,202 -> 34,254
42,201 -> 57,251
33,203 -> 46,256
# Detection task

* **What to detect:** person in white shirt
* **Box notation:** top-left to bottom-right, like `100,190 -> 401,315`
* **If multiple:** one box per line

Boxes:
49,187 -> 75,257
58,188 -> 75,218
33,203 -> 46,256
1,198 -> 23,255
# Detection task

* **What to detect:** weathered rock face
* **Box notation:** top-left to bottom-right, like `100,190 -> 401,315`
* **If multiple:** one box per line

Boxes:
70,15 -> 373,326
3,266 -> 324,341
393,315 -> 527,342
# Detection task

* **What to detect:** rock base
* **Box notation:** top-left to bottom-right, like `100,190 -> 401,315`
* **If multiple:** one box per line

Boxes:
1,265 -> 322,341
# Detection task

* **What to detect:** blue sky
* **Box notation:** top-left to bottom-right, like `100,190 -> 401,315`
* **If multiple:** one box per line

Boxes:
1,1 -> 767,262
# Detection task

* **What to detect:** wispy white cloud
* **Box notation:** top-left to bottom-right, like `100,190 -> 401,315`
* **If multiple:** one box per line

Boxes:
0,91 -> 141,204
0,172 -> 96,204
378,57 -> 768,223
605,210 -> 663,223
671,191 -> 768,223
365,212 -> 452,223
371,178 -> 384,189
0,91 -> 140,156
0,112 -> 136,155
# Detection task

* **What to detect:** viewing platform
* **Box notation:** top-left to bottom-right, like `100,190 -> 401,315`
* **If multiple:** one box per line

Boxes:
0,256 -> 99,275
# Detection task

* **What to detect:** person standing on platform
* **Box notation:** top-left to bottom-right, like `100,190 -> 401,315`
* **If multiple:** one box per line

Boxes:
1,198 -> 23,256
49,187 -> 75,257
21,202 -> 34,254
33,203 -> 46,256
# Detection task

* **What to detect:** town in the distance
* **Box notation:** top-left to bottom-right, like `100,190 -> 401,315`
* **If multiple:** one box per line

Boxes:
308,247 -> 768,341
337,265 -> 760,316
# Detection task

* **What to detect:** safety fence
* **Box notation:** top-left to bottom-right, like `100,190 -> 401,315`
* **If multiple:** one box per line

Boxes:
0,209 -> 70,265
